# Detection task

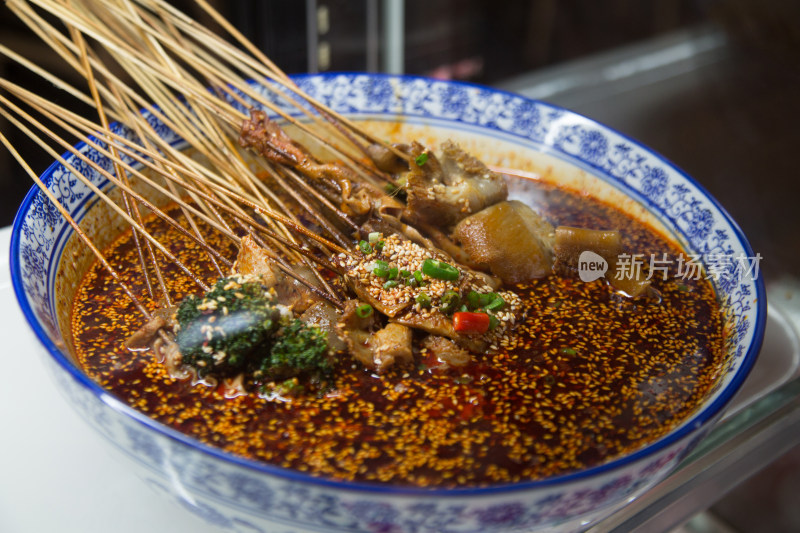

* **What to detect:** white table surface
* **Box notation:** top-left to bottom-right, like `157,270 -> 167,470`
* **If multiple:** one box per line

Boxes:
2,223 -> 798,533
0,226 -> 224,533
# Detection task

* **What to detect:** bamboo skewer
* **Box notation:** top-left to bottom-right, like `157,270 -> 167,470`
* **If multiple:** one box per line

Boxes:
10,0 -> 398,210
109,5 -> 255,283
66,18 -> 170,304
2,0 -> 440,318
3,86 -> 349,264
86,49 -> 322,280
0,61 -> 358,266
162,0 -> 411,162
109,81 -> 226,280
11,0 -> 399,169
0,99 -> 217,291
49,0 -> 397,186
1,87 -> 348,309
96,43 -> 312,268
0,86 -> 237,254
1,131 -> 152,319
0,78 -> 351,267
2,107 -> 347,314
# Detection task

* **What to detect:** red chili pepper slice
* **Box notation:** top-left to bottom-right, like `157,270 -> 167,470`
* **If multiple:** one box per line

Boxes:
453,312 -> 490,334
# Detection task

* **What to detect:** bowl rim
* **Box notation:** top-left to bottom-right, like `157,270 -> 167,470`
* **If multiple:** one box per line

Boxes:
10,72 -> 766,496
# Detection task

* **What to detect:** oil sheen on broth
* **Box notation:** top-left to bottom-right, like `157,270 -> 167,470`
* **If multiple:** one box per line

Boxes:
71,175 -> 724,488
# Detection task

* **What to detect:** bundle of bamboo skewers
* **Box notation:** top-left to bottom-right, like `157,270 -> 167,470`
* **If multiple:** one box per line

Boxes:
0,0 -> 413,320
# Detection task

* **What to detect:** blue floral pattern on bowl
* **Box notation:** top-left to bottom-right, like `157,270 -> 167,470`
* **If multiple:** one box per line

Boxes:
11,74 -> 765,533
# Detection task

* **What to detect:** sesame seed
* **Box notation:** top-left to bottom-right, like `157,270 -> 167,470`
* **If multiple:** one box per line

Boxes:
71,182 -> 726,489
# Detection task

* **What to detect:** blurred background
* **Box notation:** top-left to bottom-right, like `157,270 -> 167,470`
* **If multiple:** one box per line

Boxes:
2,1 -> 800,531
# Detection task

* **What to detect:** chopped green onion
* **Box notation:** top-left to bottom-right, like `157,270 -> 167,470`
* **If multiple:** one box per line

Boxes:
463,290 -> 500,311
467,291 -> 481,310
485,295 -> 506,311
372,260 -> 390,278
413,270 -> 424,285
388,267 -> 399,280
374,240 -> 385,251
358,240 -> 372,254
560,347 -> 577,356
415,152 -> 429,166
415,292 -> 431,307
421,258 -> 459,281
488,314 -> 499,330
400,269 -> 411,278
383,280 -> 400,289
459,304 -> 469,313
439,290 -> 461,315
368,232 -> 381,243
479,292 -> 497,308
355,303 -> 373,318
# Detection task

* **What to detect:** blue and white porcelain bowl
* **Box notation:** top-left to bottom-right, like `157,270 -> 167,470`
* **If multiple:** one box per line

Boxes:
11,74 -> 765,533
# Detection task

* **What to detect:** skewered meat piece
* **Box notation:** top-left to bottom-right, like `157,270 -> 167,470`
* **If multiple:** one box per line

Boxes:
337,300 -> 413,373
554,226 -> 622,266
392,310 -> 487,353
453,200 -> 555,284
554,226 -> 651,298
234,235 -> 279,285
371,323 -> 414,371
366,142 -> 411,174
124,307 -> 176,351
235,235 -> 320,312
422,336 -> 472,368
300,302 -> 347,353
240,110 -> 378,217
403,141 -> 508,228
